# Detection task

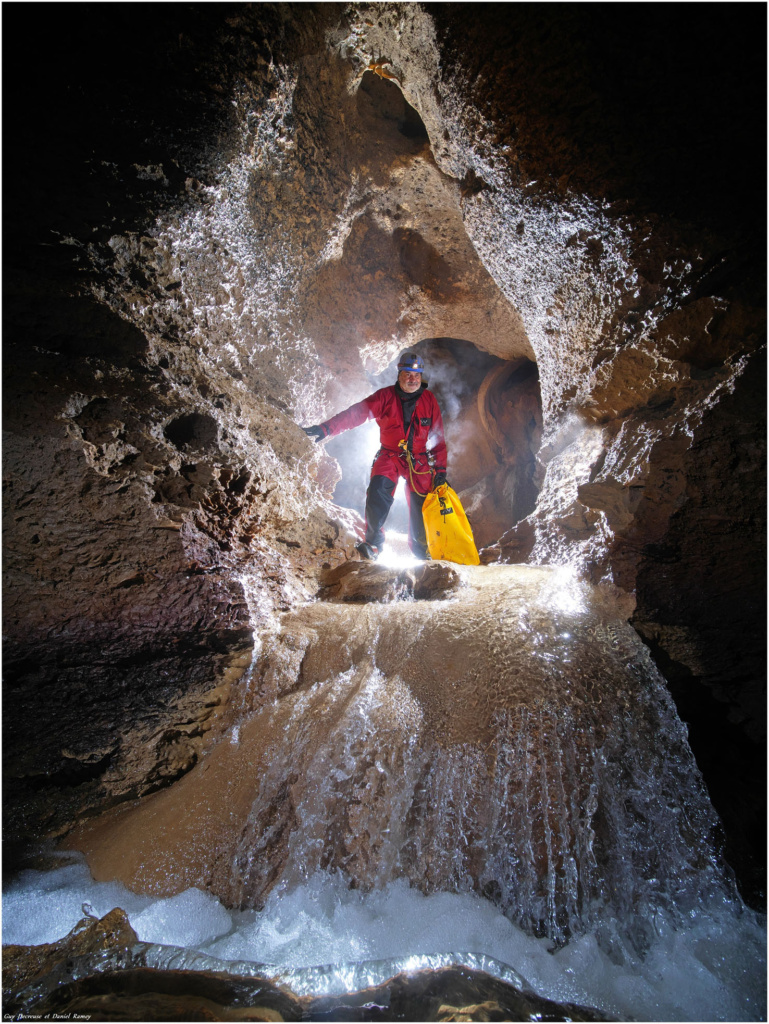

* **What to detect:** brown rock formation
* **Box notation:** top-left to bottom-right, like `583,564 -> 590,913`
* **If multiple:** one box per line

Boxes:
3,907 -> 139,1004
2,906 -> 303,1021
318,560 -> 462,602
3,0 -> 765,913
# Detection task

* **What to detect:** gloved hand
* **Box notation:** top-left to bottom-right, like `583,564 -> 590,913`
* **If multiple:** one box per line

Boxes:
433,470 -> 448,489
302,425 -> 327,442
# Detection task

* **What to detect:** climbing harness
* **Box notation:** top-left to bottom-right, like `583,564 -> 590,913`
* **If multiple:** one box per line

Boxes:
398,438 -> 433,496
396,399 -> 434,496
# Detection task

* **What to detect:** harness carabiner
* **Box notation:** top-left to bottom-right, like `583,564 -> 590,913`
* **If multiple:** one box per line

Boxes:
398,438 -> 433,497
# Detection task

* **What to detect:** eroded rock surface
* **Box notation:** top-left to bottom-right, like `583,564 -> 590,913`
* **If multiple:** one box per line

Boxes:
3,2 -> 764,904
3,909 -> 611,1022
2,908 -> 302,1022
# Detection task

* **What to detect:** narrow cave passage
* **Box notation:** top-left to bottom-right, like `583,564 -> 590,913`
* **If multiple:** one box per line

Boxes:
294,69 -> 540,555
325,339 -> 543,549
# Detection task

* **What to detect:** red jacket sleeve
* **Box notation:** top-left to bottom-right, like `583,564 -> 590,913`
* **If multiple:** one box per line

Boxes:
320,389 -> 385,437
427,392 -> 447,471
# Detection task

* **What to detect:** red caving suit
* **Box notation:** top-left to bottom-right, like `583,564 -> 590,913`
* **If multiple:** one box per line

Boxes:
320,383 -> 447,558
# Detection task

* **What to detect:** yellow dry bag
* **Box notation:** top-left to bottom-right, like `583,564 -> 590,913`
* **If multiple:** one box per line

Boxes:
422,483 -> 480,565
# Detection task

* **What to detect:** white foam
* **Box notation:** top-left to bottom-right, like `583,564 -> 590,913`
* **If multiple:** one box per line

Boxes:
2,857 -> 765,1022
131,886 -> 233,948
2,856 -> 150,946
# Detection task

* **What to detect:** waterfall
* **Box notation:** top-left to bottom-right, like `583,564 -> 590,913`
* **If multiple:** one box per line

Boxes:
211,564 -> 732,949
4,563 -> 765,1021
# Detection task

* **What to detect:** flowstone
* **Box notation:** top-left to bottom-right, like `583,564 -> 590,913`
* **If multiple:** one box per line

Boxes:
68,564 -> 729,947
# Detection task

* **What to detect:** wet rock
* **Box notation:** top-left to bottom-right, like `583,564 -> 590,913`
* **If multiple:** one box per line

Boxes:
2,908 -> 139,1009
318,561 -> 462,603
67,566 -> 729,949
3,910 -> 302,1021
303,964 -> 613,1021
3,920 -> 612,1023
319,562 -> 415,603
412,562 -> 463,601
2,1 -> 764,904
15,967 -> 302,1022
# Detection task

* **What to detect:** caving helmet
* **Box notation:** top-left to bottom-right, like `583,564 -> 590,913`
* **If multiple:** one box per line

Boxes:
397,353 -> 424,373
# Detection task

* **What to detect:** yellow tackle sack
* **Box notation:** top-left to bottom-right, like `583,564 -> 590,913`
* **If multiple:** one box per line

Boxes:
422,483 -> 480,565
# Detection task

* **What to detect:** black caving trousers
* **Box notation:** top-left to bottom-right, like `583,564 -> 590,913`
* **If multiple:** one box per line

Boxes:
365,475 -> 429,560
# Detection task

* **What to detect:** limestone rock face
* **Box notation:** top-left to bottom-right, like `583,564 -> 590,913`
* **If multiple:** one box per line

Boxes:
3,311 -> 361,839
3,2 -> 764,902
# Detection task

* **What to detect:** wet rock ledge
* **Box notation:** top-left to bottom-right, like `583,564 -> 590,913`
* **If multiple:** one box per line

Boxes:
3,908 -> 613,1022
318,561 -> 463,603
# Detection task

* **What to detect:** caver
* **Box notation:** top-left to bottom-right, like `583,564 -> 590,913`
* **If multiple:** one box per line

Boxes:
303,353 -> 448,560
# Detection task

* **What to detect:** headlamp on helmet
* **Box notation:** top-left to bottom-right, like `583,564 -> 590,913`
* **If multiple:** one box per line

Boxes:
397,353 -> 424,373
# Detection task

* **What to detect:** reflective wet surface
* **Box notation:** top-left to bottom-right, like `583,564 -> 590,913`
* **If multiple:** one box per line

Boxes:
3,908 -> 614,1021
10,563 -> 760,1021
68,564 -> 733,947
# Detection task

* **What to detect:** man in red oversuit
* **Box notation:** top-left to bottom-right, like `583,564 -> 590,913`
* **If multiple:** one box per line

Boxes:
303,353 -> 448,561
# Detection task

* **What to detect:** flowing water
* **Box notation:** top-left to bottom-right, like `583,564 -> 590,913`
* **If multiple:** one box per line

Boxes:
4,560 -> 766,1020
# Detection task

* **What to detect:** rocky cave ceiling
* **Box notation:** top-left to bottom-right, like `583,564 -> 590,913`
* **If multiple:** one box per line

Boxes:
2,3 -> 766,904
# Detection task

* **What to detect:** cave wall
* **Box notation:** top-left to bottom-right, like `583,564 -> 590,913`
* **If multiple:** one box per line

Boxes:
4,3 -> 364,843
3,3 -> 765,897
422,5 -> 766,894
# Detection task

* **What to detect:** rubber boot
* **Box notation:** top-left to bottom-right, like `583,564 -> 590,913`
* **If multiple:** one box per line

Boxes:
356,541 -> 379,561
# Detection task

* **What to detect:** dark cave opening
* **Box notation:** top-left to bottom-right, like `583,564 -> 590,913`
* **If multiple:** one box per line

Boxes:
164,412 -> 220,452
357,69 -> 430,144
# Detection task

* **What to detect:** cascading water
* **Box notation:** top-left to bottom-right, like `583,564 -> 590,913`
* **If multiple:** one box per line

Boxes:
3,561 -> 765,1021
217,563 -> 732,943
